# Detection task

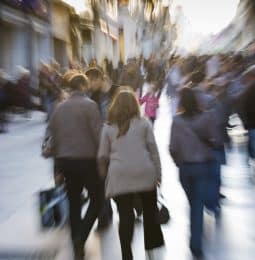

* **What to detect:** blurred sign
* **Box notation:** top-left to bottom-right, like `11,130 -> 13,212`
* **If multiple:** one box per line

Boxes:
100,19 -> 108,34
119,0 -> 129,6
108,24 -> 118,41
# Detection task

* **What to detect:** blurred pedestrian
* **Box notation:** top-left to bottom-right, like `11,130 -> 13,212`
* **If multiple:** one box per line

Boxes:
239,66 -> 255,160
85,67 -> 119,229
118,60 -> 143,93
39,64 -> 61,121
189,70 -> 216,111
204,83 -> 228,216
0,70 -> 9,133
85,67 -> 120,125
169,87 -> 219,258
15,67 -> 32,116
46,73 -> 103,259
98,89 -> 164,260
139,82 -> 160,127
165,58 -> 184,116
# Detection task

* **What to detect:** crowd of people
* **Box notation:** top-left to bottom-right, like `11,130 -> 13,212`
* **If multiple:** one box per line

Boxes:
2,51 -> 255,259
39,56 -> 167,260
0,57 -> 159,132
168,53 -> 255,258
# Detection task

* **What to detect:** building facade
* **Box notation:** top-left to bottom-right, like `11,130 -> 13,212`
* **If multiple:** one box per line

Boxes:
0,0 -> 52,81
51,0 -> 77,68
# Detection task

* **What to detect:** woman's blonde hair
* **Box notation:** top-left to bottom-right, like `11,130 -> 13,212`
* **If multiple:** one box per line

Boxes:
108,88 -> 140,138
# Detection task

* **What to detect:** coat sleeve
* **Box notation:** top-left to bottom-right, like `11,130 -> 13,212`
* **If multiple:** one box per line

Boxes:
145,119 -> 162,181
46,106 -> 58,139
42,110 -> 56,158
98,125 -> 111,179
169,118 -> 179,166
204,111 -> 222,148
88,102 -> 102,148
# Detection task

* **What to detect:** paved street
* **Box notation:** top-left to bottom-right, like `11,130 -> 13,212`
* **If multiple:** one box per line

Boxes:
0,94 -> 255,260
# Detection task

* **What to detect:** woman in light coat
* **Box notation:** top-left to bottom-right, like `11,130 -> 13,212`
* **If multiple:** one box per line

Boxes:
98,89 -> 164,260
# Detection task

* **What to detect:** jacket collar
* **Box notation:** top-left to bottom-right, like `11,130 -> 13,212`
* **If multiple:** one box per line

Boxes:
70,91 -> 86,98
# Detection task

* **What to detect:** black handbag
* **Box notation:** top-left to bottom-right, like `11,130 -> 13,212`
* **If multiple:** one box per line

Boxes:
39,185 -> 69,229
156,190 -> 170,225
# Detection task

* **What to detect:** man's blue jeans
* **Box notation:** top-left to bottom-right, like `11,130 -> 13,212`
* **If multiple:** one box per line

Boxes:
205,147 -> 225,213
179,162 -> 209,252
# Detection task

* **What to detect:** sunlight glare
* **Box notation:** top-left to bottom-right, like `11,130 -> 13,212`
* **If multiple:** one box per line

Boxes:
172,0 -> 240,35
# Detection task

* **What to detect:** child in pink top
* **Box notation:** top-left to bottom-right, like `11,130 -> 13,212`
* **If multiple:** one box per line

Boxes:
139,84 -> 160,126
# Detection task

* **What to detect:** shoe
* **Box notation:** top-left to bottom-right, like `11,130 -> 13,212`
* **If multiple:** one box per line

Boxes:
214,206 -> 221,219
97,204 -> 113,231
96,216 -> 112,231
219,193 -> 226,200
190,248 -> 204,259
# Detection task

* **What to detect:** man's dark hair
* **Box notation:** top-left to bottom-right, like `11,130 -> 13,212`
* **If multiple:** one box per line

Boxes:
179,87 -> 201,117
69,74 -> 88,90
189,70 -> 205,86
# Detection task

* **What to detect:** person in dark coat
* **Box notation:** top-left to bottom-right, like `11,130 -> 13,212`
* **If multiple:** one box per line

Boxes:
85,67 -> 120,230
46,73 -> 103,259
0,70 -> 9,133
238,66 -> 255,159
170,87 -> 220,258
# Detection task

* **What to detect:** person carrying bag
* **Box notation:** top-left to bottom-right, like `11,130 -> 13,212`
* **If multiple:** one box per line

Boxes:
43,73 -> 103,259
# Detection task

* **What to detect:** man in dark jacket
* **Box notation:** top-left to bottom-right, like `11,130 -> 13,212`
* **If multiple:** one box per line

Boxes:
86,67 -> 120,121
117,60 -> 143,92
239,66 -> 255,159
85,67 -> 119,229
47,73 -> 103,259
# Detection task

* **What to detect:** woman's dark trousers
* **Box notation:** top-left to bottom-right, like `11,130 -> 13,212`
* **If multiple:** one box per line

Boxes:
114,189 -> 164,260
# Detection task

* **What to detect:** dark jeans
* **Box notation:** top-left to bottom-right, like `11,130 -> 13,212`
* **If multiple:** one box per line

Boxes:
205,148 -> 225,212
0,103 -> 7,132
0,110 -> 6,131
57,159 -> 103,244
179,162 -> 209,253
98,198 -> 113,227
114,190 -> 164,260
248,129 -> 255,159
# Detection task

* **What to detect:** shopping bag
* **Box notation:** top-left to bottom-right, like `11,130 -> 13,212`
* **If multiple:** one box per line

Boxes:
39,185 -> 69,229
156,189 -> 170,225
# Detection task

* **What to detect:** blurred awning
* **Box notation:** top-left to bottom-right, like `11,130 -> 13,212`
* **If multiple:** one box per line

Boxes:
0,3 -> 28,25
